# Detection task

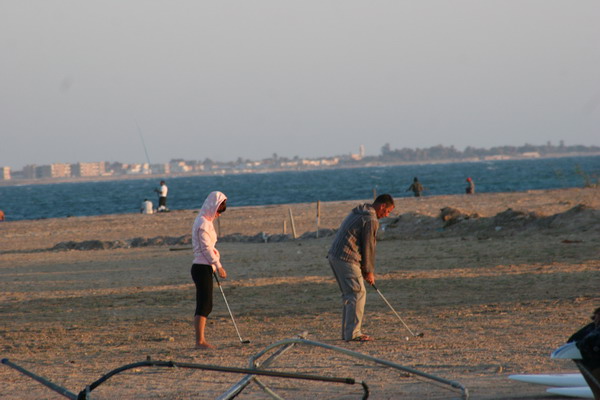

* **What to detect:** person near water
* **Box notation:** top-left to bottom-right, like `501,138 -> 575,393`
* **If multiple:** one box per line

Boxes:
465,177 -> 475,194
327,194 -> 395,342
0,209 -> 4,221
407,177 -> 424,197
191,191 -> 228,349
140,199 -> 154,214
155,180 -> 168,212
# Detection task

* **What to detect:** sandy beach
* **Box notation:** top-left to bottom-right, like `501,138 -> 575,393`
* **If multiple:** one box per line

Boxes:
1,187 -> 599,399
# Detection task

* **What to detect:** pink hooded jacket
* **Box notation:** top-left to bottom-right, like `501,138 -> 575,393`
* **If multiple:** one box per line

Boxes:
192,191 -> 227,271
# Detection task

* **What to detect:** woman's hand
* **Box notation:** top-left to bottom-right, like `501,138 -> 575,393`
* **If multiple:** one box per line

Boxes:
218,267 -> 227,279
363,272 -> 375,286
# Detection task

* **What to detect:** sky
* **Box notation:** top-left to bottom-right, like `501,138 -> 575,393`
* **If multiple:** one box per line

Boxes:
1,1 -> 599,170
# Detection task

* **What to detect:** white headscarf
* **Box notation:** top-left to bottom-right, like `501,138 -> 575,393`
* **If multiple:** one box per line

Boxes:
198,191 -> 227,221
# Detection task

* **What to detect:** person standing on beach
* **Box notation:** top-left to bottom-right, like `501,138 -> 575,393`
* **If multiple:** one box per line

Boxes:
407,177 -> 424,197
465,177 -> 475,194
191,191 -> 228,349
327,194 -> 395,342
155,180 -> 168,212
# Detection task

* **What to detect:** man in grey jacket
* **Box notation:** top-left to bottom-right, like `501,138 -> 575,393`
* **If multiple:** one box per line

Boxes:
328,194 -> 395,342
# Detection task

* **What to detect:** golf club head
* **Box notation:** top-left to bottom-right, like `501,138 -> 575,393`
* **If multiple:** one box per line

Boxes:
241,340 -> 250,344
415,332 -> 424,338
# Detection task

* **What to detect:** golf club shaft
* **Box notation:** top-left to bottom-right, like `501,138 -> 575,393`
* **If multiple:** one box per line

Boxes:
371,283 -> 417,337
213,272 -> 247,343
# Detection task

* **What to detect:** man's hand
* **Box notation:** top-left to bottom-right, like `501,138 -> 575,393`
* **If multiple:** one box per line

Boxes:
364,272 -> 375,286
217,267 -> 227,279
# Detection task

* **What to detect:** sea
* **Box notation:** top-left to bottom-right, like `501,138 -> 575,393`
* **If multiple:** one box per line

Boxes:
0,155 -> 598,222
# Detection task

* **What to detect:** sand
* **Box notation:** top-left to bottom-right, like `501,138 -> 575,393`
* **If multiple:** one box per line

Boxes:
1,187 -> 599,399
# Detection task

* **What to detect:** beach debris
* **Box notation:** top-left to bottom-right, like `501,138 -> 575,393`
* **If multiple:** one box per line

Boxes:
32,204 -> 597,252
562,239 -> 584,244
440,207 -> 480,227
492,208 -> 539,228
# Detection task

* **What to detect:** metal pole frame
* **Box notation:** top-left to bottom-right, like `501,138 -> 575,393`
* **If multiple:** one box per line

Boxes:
248,338 -> 469,399
218,332 -> 308,400
2,358 -> 365,400
1,358 -> 78,400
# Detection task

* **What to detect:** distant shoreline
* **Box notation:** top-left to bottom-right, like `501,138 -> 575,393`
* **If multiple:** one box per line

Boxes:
1,152 -> 598,188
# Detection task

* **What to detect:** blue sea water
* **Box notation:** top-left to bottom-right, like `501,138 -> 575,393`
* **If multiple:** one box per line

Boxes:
0,156 -> 598,222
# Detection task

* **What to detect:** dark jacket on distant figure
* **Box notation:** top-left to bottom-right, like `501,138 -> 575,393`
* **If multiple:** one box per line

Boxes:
407,182 -> 424,197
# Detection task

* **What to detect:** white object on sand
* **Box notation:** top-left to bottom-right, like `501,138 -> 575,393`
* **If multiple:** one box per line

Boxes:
551,342 -> 582,360
508,373 -> 586,387
546,385 -> 593,398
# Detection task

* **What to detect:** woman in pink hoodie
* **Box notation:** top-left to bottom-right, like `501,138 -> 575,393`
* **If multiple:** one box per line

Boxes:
191,191 -> 228,349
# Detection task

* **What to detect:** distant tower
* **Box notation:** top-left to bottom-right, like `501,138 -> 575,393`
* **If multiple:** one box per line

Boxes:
359,145 -> 365,158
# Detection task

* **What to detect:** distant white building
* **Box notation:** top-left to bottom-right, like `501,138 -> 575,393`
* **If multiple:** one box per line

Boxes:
301,159 -> 321,167
350,145 -> 365,161
321,158 -> 339,166
169,160 -> 192,173
124,163 -> 151,175
484,155 -> 512,161
36,163 -> 71,178
0,166 -> 10,180
150,163 -> 170,174
71,162 -> 106,177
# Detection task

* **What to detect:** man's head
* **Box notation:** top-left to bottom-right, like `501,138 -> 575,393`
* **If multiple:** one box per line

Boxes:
160,180 -> 165,185
592,307 -> 600,327
373,194 -> 395,219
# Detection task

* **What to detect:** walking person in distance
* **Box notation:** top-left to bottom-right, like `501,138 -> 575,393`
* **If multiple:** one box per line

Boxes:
407,177 -> 424,197
465,177 -> 475,194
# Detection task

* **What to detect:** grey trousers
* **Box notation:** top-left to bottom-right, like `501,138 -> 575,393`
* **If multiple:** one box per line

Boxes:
328,256 -> 366,341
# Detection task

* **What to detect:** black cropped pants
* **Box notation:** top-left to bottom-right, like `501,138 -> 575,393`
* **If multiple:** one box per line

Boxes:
191,264 -> 213,317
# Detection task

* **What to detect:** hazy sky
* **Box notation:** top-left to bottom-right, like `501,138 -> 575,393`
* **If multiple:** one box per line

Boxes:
1,1 -> 599,169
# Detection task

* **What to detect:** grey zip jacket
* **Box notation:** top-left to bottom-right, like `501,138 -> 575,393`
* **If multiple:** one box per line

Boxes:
328,204 -> 379,275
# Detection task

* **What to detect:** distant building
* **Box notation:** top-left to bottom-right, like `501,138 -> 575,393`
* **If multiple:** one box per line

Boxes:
150,163 -> 170,174
71,162 -> 106,177
191,163 -> 205,172
302,159 -> 321,167
301,158 -> 339,167
484,155 -> 512,161
124,163 -> 150,175
36,163 -> 71,178
22,165 -> 37,179
169,160 -> 192,173
350,145 -> 364,161
323,158 -> 339,166
0,166 -> 11,180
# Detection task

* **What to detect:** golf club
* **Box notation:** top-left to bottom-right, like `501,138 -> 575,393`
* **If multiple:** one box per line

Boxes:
371,283 -> 424,338
213,272 -> 250,344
